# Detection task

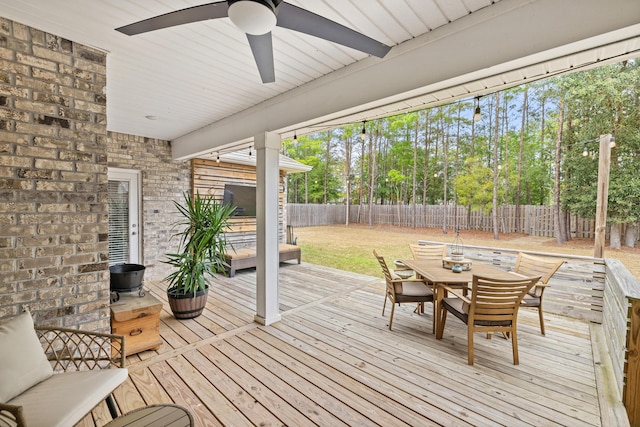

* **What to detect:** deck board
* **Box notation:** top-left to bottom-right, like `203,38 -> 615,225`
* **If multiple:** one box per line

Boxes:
89,262 -> 627,426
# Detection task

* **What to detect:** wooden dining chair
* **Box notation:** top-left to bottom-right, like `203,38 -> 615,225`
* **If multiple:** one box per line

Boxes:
409,243 -> 446,260
513,252 -> 564,335
373,250 -> 434,331
409,243 -> 466,298
436,274 -> 540,365
408,244 -> 447,295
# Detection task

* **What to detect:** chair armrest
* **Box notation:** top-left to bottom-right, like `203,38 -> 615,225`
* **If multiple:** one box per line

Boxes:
441,285 -> 471,304
35,326 -> 126,371
0,402 -> 26,427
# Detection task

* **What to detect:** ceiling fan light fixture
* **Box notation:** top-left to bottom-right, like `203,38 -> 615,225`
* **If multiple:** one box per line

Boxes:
228,0 -> 277,35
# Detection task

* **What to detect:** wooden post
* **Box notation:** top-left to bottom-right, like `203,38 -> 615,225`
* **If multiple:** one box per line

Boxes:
593,134 -> 612,258
625,299 -> 640,426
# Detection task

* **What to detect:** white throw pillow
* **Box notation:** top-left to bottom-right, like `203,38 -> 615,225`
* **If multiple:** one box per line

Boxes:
0,311 -> 53,402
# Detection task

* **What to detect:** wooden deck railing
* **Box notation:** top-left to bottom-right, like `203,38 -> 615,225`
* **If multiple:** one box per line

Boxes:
604,258 -> 640,426
418,240 -> 639,426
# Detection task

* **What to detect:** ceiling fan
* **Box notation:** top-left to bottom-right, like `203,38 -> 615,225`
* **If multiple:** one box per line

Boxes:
116,0 -> 391,84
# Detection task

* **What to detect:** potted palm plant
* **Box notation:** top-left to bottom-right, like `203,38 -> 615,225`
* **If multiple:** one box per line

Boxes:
164,191 -> 235,319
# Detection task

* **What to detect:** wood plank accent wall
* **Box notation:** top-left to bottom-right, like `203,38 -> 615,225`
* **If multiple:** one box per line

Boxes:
191,159 -> 286,248
603,258 -> 640,426
417,241 -> 607,323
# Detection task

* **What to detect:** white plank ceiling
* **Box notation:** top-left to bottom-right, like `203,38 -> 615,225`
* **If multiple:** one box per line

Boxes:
0,0 -> 639,159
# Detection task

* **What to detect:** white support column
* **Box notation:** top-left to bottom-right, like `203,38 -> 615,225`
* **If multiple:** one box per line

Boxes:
254,131 -> 282,325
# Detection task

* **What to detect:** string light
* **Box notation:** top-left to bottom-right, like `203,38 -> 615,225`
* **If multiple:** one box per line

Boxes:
216,152 -> 220,163
566,135 -> 616,157
249,145 -> 252,157
360,121 -> 366,141
293,132 -> 298,144
473,96 -> 481,122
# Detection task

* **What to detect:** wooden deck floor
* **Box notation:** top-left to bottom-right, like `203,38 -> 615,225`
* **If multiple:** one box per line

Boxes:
84,262 -> 623,426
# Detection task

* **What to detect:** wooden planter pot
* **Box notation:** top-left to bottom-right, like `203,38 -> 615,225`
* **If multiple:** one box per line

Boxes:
167,287 -> 208,319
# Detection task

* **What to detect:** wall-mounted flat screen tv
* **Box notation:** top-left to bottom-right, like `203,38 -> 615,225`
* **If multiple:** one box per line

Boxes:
223,184 -> 256,217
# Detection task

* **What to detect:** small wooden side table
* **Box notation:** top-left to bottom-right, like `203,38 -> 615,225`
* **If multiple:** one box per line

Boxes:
105,404 -> 193,427
110,292 -> 163,356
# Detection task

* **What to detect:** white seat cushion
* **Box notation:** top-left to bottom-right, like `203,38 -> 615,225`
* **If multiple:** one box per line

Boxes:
400,281 -> 431,296
6,368 -> 128,427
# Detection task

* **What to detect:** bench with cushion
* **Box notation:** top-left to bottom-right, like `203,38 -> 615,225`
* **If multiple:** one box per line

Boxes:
0,311 -> 128,427
224,243 -> 301,277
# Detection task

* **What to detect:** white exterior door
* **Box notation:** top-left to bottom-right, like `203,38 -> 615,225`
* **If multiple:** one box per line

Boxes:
107,168 -> 141,265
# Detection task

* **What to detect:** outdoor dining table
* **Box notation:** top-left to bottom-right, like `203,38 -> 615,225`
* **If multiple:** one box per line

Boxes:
400,259 -> 517,333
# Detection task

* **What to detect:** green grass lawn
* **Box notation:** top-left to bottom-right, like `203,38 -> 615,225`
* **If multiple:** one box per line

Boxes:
293,224 -> 640,281
295,225 -> 453,277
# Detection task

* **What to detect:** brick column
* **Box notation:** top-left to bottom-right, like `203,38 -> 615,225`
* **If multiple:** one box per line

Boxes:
0,17 -> 110,331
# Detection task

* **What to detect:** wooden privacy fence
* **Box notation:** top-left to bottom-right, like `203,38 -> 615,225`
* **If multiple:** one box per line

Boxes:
417,240 -> 639,426
287,203 -> 597,237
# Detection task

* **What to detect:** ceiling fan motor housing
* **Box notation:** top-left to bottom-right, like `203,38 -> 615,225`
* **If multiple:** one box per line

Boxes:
228,0 -> 282,9
228,0 -> 281,35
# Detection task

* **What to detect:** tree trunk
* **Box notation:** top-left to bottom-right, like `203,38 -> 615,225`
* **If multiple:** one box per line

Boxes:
359,128 -> 365,221
540,97 -> 546,151
468,98 -> 478,229
368,127 -> 376,227
423,111 -> 430,206
554,96 -> 568,244
323,131 -> 331,204
610,223 -> 622,249
565,210 -> 572,241
454,104 -> 462,230
441,108 -> 449,234
516,88 -> 527,233
492,92 -> 500,240
503,95 -> 509,235
624,223 -> 638,248
345,136 -> 351,226
411,115 -> 419,229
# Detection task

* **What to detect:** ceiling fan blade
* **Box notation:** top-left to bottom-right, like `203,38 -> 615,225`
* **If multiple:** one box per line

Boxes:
116,2 -> 229,36
247,33 -> 275,83
275,3 -> 391,58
